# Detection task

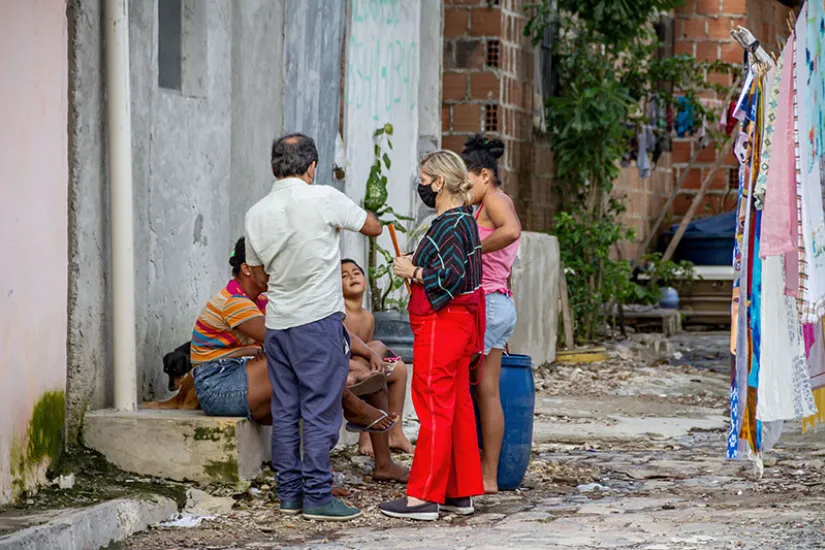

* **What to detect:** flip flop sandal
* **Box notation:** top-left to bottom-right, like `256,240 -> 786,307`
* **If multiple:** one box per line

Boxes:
345,410 -> 398,433
348,371 -> 385,397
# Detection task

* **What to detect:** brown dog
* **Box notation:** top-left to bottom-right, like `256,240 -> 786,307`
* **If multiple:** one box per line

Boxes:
143,342 -> 200,410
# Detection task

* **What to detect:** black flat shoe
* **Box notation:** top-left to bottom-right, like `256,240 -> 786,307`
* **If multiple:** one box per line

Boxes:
441,497 -> 474,515
378,498 -> 439,521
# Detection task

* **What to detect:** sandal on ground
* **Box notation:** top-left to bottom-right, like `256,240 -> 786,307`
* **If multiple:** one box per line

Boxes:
345,410 -> 398,433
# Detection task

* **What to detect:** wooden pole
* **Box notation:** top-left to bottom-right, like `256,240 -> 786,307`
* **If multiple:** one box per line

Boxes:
662,136 -> 737,262
558,262 -> 575,349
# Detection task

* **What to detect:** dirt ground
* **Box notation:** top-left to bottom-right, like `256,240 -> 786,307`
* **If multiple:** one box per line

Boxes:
111,332 -> 825,550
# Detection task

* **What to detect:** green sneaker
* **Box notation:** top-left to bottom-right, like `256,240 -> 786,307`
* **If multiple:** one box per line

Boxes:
279,500 -> 302,515
302,498 -> 362,522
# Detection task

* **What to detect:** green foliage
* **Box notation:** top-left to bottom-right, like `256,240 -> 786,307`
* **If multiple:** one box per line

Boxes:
625,253 -> 698,305
526,0 -> 734,342
364,123 -> 413,312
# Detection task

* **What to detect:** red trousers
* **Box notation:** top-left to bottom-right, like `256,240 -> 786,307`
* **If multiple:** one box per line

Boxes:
407,305 -> 484,503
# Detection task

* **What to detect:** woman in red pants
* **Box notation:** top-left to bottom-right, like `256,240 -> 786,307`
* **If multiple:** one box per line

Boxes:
379,150 -> 485,521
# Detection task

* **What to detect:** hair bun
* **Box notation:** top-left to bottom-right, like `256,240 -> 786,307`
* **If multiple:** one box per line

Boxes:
463,134 -> 504,159
484,138 -> 505,159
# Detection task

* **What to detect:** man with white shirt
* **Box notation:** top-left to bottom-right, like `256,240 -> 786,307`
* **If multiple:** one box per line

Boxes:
244,134 -> 382,521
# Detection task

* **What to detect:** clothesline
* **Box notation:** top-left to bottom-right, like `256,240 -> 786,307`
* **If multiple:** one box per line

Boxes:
727,0 -> 825,464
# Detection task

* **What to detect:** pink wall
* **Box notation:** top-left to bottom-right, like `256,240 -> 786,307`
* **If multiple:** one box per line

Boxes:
0,0 -> 68,503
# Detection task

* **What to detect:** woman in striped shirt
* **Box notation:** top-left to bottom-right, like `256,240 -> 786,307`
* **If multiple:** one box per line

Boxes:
379,150 -> 485,521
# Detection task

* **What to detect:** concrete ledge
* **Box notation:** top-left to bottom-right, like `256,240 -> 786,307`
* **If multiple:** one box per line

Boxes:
84,409 -> 270,483
0,496 -> 176,550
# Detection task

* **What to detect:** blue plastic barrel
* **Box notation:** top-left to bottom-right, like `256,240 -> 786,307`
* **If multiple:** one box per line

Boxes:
474,353 -> 535,491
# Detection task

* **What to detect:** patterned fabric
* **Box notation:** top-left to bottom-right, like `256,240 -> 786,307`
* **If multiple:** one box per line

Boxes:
753,60 -> 782,210
412,207 -> 482,312
191,280 -> 265,365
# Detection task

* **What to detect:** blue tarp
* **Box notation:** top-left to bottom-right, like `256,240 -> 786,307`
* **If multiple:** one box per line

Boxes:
669,211 -> 736,238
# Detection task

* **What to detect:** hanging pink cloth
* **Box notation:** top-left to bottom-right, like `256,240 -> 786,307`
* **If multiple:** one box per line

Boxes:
760,37 -> 797,260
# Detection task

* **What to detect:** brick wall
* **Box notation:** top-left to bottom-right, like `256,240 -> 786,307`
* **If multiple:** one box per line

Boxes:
442,0 -> 554,231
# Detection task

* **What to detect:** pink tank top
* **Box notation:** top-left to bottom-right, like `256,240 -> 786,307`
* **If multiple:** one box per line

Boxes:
475,195 -> 520,295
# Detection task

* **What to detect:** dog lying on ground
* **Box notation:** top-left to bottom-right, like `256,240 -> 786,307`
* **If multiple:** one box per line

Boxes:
143,342 -> 200,410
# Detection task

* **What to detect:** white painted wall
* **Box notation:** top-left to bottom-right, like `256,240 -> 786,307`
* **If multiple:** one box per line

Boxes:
0,0 -> 68,504
342,0 -> 422,265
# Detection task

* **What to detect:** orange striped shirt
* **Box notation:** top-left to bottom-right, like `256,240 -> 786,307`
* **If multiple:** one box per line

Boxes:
190,280 -> 264,365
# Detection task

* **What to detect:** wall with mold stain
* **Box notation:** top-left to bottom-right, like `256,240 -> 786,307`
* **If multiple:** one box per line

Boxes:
0,0 -> 69,504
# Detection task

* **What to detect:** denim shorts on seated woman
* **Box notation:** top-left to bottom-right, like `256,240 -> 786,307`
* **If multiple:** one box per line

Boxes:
485,292 -> 517,355
192,357 -> 252,419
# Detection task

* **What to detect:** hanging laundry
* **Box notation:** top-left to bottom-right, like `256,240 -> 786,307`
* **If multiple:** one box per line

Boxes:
675,96 -> 696,137
760,37 -> 798,260
637,126 -> 651,179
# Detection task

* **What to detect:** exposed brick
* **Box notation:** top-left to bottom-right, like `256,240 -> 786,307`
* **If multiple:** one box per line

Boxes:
681,18 -> 706,39
453,103 -> 482,132
672,140 -> 693,164
708,16 -> 733,39
470,71 -> 500,100
448,0 -> 481,4
443,72 -> 468,101
470,8 -> 502,37
723,147 -> 738,167
675,40 -> 695,56
696,144 -> 718,163
454,39 -> 484,69
682,168 -> 703,190
722,0 -> 746,14
696,41 -> 719,61
720,41 -> 744,63
445,8 -> 469,37
707,70 -> 732,87
704,167 -> 731,190
442,106 -> 451,132
697,0 -> 720,14
442,134 -> 466,154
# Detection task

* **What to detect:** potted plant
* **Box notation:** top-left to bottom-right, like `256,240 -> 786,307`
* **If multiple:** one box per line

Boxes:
363,124 -> 416,362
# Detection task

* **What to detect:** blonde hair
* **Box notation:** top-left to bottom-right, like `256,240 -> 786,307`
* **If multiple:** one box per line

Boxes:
420,150 -> 473,206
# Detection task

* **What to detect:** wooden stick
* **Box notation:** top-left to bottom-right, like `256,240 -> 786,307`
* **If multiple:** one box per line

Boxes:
388,224 -> 411,295
662,135 -> 737,262
558,262 -> 575,349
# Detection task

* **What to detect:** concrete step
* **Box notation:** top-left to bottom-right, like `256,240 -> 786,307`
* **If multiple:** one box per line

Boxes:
83,409 -> 271,483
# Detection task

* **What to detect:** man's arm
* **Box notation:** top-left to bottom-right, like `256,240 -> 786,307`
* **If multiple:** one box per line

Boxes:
359,211 -> 382,237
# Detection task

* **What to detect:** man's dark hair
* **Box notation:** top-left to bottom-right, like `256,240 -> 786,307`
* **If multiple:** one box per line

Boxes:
271,133 -> 319,179
341,258 -> 365,275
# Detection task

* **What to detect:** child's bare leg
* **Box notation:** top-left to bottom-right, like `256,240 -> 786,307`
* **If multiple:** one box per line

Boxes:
366,340 -> 388,358
386,361 -> 413,453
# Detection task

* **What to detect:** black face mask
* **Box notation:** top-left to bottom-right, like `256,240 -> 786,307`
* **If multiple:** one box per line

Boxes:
417,183 -> 437,208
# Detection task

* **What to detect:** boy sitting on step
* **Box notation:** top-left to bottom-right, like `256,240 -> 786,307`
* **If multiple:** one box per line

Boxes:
342,259 -> 414,455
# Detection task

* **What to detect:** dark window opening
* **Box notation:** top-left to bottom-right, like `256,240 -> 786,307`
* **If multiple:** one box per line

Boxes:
485,105 -> 499,132
486,40 -> 500,68
158,0 -> 182,91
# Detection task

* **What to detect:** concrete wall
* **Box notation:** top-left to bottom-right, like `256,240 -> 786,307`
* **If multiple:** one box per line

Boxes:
0,0 -> 69,503
342,0 -> 422,264
509,232 -> 560,366
67,0 -> 288,436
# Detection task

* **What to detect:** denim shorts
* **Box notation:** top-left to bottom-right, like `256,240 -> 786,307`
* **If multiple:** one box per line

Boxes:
485,292 -> 517,355
192,357 -> 252,419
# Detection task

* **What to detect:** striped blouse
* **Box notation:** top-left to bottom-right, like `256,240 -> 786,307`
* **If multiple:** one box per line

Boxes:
412,206 -> 483,311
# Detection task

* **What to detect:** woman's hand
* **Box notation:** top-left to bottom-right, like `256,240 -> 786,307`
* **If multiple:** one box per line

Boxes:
393,255 -> 417,279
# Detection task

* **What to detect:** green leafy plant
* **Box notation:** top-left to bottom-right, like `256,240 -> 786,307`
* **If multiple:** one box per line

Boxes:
526,0 -> 735,343
364,123 -> 413,312
625,253 -> 698,305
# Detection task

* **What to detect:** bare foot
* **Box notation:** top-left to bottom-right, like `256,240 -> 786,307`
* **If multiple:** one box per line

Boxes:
373,461 -> 410,483
347,372 -> 357,386
358,433 -> 375,457
389,428 -> 414,454
483,477 -> 499,494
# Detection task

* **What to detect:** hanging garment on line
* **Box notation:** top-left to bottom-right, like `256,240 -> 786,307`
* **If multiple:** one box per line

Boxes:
753,64 -> 778,211
757,253 -> 816,422
794,12 -> 825,324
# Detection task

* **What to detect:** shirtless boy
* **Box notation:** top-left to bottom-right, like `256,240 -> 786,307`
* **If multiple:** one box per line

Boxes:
341,259 -> 414,455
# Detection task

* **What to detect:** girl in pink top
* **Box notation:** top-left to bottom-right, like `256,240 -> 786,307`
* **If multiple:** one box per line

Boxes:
462,135 -> 522,494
